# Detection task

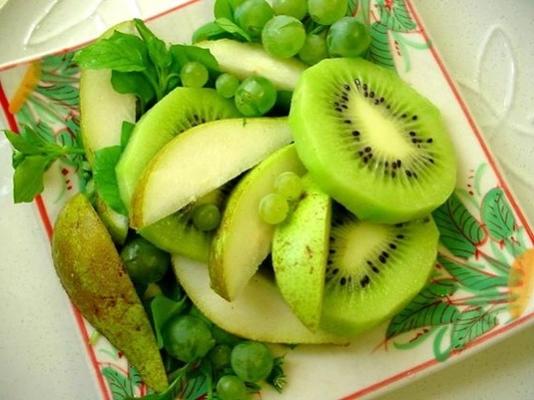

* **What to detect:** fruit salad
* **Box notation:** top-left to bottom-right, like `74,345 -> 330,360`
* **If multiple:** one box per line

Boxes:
3,1 -> 457,399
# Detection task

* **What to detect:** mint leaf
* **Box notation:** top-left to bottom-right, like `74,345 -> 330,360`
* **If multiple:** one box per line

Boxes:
93,146 -> 127,215
150,294 -> 188,348
111,70 -> 155,107
75,31 -> 148,72
125,365 -> 189,400
214,0 -> 234,20
4,130 -> 40,154
215,18 -> 252,42
169,45 -> 219,72
134,19 -> 172,70
192,22 -> 227,43
13,155 -> 49,203
5,126 -> 85,203
120,121 -> 136,149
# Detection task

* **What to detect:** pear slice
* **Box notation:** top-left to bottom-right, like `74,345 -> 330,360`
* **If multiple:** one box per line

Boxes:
173,255 -> 347,344
209,145 -> 305,300
197,39 -> 306,91
116,88 -> 239,209
52,194 -> 167,391
80,22 -> 136,165
131,118 -> 293,229
272,177 -> 331,331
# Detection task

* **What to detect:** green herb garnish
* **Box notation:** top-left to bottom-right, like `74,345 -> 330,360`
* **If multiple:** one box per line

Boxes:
75,19 -> 219,111
3,126 -> 85,203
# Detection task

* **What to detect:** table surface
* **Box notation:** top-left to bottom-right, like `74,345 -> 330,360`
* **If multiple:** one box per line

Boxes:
0,1 -> 533,399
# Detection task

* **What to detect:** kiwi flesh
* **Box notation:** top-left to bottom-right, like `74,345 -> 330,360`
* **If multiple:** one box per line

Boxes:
320,205 -> 439,336
116,87 -> 239,210
290,58 -> 457,223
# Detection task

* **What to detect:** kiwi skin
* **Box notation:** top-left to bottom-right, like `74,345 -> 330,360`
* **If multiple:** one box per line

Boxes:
52,194 -> 167,392
289,58 -> 457,223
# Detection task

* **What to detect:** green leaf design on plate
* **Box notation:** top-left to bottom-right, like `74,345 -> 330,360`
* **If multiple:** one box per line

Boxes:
377,0 -> 416,32
451,307 -> 498,349
386,279 -> 460,339
368,23 -> 395,69
438,256 -> 508,292
102,366 -> 135,400
433,193 -> 486,258
128,364 -> 143,394
481,187 -> 516,241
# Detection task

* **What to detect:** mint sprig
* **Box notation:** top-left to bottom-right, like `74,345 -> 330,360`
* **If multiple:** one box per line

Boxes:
3,126 -> 85,203
74,19 -> 219,111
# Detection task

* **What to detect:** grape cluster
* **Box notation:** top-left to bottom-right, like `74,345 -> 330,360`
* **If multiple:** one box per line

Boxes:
233,0 -> 371,63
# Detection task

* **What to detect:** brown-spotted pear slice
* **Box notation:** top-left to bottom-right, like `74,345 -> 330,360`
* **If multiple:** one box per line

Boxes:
52,194 -> 167,391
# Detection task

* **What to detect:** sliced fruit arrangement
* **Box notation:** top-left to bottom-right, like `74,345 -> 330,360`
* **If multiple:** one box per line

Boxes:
210,144 -> 305,301
290,58 -> 457,223
131,118 -> 293,228
52,194 -> 167,391
2,1 -> 463,398
174,255 -> 347,344
272,176 -> 331,331
321,207 -> 439,335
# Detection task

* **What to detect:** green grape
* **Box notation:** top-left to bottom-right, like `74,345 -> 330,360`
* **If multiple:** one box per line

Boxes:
272,0 -> 308,20
230,341 -> 274,382
234,0 -> 274,39
274,171 -> 303,201
120,237 -> 170,284
308,0 -> 347,25
259,193 -> 289,225
234,76 -> 277,116
327,17 -> 371,57
216,376 -> 250,400
189,305 -> 213,327
261,15 -> 306,58
209,344 -> 232,370
216,73 -> 241,98
298,32 -> 329,64
211,324 -> 242,345
162,315 -> 215,362
180,61 -> 209,88
192,203 -> 221,231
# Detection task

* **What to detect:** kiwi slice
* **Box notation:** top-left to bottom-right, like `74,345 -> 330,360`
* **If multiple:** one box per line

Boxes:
321,205 -> 439,336
139,188 -> 227,262
290,58 -> 457,223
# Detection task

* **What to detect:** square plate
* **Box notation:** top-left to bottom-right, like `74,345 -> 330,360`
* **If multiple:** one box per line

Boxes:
1,1 -> 533,399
